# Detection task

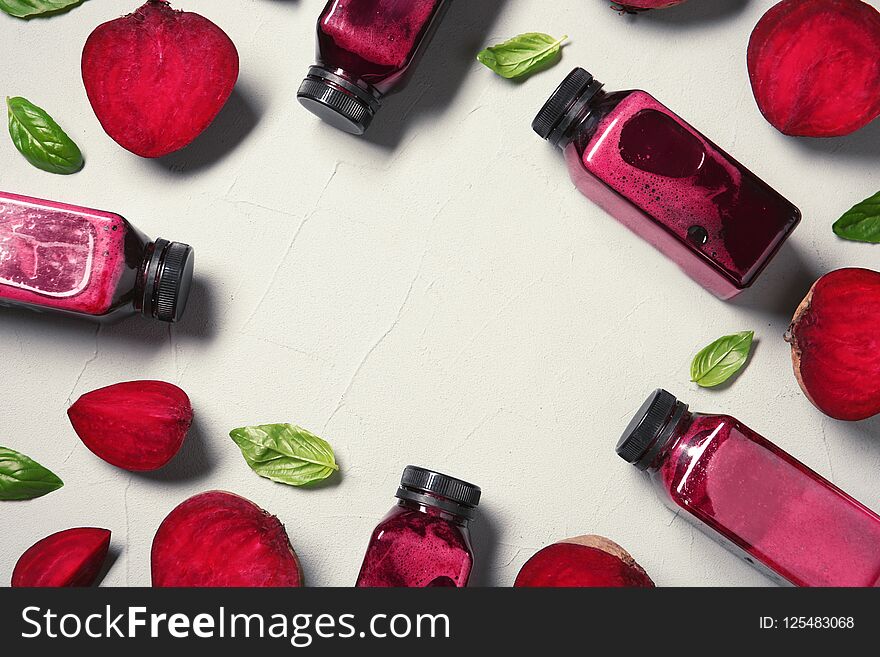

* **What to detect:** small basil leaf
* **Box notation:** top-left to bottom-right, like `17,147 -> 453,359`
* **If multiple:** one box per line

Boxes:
0,0 -> 85,18
0,446 -> 64,500
7,96 -> 83,174
477,33 -> 568,79
833,191 -> 880,243
690,330 -> 755,388
229,423 -> 339,487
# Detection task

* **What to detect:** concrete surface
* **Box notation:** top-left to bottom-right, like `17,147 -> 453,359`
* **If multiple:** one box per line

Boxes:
1,0 -> 879,587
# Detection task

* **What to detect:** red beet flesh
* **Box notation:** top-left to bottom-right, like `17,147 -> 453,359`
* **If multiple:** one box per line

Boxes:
787,268 -> 880,421
151,491 -> 303,587
67,380 -> 193,472
82,0 -> 239,158
748,0 -> 880,137
514,536 -> 654,587
12,528 -> 111,587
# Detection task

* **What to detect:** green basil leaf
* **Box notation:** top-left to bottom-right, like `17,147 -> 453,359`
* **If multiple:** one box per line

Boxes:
0,0 -> 84,18
7,96 -> 83,174
690,330 -> 754,388
229,423 -> 339,487
477,33 -> 568,79
0,446 -> 64,500
833,191 -> 880,243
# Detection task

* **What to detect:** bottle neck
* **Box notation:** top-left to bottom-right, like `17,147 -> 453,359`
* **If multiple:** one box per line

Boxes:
395,492 -> 472,526
643,408 -> 693,472
553,83 -> 606,149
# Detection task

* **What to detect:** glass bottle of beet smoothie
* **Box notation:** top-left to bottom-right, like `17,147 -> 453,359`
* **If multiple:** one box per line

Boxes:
0,192 -> 193,323
356,466 -> 480,587
533,68 -> 801,299
617,389 -> 880,587
298,0 -> 450,134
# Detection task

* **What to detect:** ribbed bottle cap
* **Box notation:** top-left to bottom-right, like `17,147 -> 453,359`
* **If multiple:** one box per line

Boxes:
616,389 -> 687,470
532,67 -> 603,147
297,67 -> 378,135
142,239 -> 194,323
397,466 -> 481,519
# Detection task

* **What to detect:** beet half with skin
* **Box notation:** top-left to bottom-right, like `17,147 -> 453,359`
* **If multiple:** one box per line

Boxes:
12,528 -> 111,587
786,268 -> 880,421
514,535 -> 655,587
748,0 -> 880,137
152,491 -> 303,587
68,380 -> 193,472
82,0 -> 239,157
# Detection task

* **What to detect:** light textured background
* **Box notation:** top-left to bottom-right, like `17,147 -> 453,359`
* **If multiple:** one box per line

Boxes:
1,0 -> 879,587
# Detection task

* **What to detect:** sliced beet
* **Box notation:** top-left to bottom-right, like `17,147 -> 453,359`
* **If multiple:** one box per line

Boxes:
787,268 -> 880,421
67,380 -> 193,472
82,0 -> 239,158
151,491 -> 303,587
514,535 -> 654,587
12,528 -> 111,587
748,0 -> 880,137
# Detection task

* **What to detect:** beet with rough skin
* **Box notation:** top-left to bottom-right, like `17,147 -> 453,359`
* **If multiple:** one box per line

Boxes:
748,0 -> 880,137
786,268 -> 880,421
514,535 -> 654,587
82,0 -> 239,157
67,380 -> 193,471
152,491 -> 303,587
12,528 -> 111,587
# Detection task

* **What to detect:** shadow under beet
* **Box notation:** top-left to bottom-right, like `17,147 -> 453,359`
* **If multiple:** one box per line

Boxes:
363,0 -> 508,151
95,544 -> 122,587
136,417 -> 216,484
625,0 -> 751,25
153,85 -> 263,175
790,117 -> 880,160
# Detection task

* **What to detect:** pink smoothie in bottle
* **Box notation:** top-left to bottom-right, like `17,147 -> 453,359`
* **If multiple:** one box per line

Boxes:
298,0 -> 449,134
618,389 -> 880,586
534,68 -> 801,299
0,192 -> 193,322
356,466 -> 480,587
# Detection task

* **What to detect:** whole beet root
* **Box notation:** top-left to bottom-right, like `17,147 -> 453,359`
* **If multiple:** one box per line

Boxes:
12,528 -> 111,587
748,0 -> 880,137
67,381 -> 193,471
151,491 -> 303,587
82,0 -> 239,157
514,535 -> 654,587
786,268 -> 880,421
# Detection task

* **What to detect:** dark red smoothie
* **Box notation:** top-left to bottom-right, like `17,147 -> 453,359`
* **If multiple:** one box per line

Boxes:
535,69 -> 800,299
356,466 -> 480,587
299,0 -> 449,134
618,389 -> 880,587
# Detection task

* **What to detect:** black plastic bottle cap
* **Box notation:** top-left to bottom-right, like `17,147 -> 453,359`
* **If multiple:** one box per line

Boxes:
297,66 -> 380,135
142,239 -> 194,323
532,67 -> 604,147
396,466 -> 481,519
616,389 -> 688,470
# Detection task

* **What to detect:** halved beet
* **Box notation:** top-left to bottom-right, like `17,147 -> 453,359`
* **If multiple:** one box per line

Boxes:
82,0 -> 239,157
514,535 -> 654,587
786,268 -> 880,421
152,491 -> 303,587
12,528 -> 111,587
67,380 -> 193,472
748,0 -> 880,137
